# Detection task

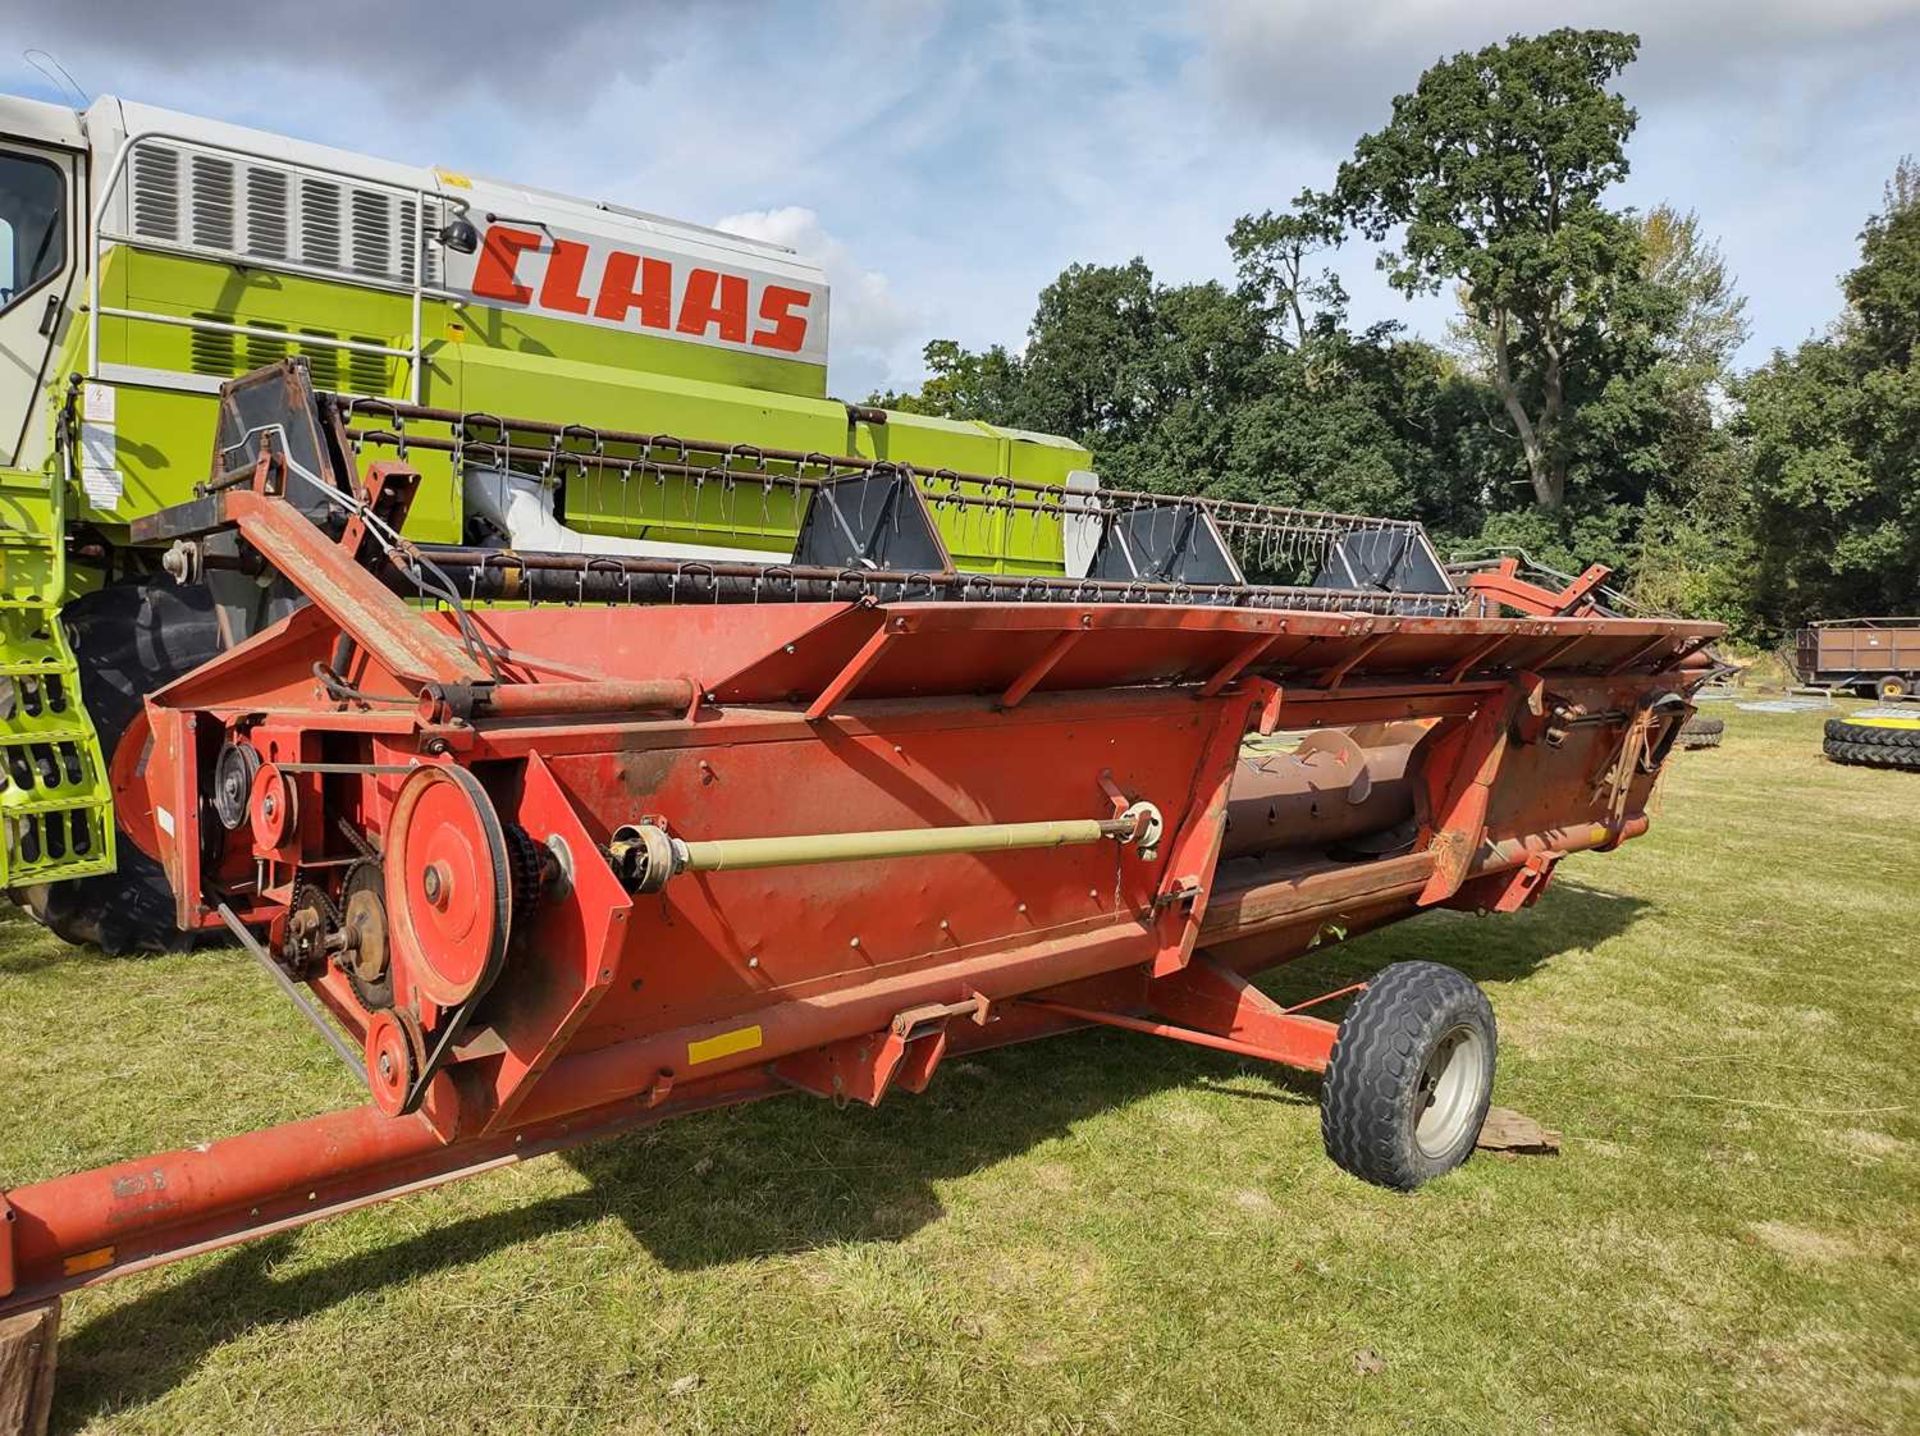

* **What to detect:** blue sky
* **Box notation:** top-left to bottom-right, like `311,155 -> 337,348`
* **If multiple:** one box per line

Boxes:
7,0 -> 1920,399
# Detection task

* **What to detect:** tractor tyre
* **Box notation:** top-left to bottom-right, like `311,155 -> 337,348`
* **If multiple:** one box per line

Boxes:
1320,960 -> 1497,1190
1823,717 -> 1920,771
1679,715 -> 1724,750
21,578 -> 224,954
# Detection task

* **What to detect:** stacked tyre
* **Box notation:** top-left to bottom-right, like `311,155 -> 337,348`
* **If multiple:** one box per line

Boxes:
1823,715 -> 1920,771
1678,715 -> 1724,751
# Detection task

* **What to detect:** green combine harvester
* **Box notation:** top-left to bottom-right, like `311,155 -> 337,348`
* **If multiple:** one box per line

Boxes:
0,91 -> 1097,950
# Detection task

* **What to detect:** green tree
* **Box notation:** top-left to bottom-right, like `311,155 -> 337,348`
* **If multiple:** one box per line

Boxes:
1737,159 -> 1920,633
1618,206 -> 1753,623
874,261 -> 1266,492
870,339 -> 1026,425
1227,194 -> 1347,348
1844,155 -> 1920,368
1220,327 -> 1494,539
1637,205 -> 1749,381
1328,28 -> 1644,511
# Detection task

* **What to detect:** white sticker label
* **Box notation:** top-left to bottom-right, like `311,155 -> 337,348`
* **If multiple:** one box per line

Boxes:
78,419 -> 122,512
81,466 -> 123,511
155,806 -> 175,837
79,420 -> 114,469
82,381 -> 116,425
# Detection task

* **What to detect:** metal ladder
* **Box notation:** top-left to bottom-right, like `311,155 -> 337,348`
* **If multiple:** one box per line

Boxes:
0,461 -> 114,888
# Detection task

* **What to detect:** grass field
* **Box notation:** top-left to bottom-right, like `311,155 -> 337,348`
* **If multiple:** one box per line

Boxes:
2,703 -> 1915,1434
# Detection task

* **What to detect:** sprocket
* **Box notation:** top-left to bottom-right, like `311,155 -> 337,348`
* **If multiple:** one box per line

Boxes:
338,859 -> 393,1011
502,822 -> 546,944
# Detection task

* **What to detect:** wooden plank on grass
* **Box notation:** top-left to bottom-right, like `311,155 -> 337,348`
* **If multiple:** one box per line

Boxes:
0,1301 -> 59,1436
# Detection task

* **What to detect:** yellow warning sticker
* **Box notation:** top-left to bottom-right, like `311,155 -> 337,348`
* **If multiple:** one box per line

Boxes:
63,1246 -> 114,1276
687,1025 -> 763,1066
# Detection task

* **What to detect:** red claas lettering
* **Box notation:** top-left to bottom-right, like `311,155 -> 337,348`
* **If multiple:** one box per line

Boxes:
472,225 -> 543,303
753,285 -> 811,352
470,225 -> 811,355
594,251 -> 673,330
676,269 -> 749,343
539,239 -> 594,315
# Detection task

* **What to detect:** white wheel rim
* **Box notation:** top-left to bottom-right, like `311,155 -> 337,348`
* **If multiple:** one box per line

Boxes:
1413,1023 -> 1486,1158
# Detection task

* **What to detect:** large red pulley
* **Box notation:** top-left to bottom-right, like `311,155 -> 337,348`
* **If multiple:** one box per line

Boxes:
385,765 -> 513,1010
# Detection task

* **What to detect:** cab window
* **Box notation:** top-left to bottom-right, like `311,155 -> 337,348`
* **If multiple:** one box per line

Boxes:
0,153 -> 64,313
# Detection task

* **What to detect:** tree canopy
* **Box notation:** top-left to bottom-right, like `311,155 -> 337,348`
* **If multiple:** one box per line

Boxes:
1737,163 -> 1920,630
872,31 -> 1918,642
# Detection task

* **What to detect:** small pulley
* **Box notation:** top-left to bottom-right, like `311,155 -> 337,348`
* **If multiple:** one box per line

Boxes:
385,765 -> 512,1009
212,741 -> 260,831
249,761 -> 298,850
364,1007 -> 425,1117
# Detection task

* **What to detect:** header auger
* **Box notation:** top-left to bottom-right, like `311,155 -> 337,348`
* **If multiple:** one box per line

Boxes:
0,362 -> 1722,1371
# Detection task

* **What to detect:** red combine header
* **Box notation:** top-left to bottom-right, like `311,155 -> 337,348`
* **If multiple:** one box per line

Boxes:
0,364 -> 1719,1408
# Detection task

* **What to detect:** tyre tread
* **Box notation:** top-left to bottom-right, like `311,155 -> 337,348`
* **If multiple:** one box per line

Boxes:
1321,961 -> 1496,1190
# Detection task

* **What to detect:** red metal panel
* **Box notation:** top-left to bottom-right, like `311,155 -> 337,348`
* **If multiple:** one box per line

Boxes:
473,752 -> 634,1133
541,694 -> 1211,1048
1416,685 -> 1520,907
1147,694 -> 1252,977
223,490 -> 486,689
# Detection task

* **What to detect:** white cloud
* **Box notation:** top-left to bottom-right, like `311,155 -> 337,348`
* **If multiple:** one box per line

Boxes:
714,206 -> 924,398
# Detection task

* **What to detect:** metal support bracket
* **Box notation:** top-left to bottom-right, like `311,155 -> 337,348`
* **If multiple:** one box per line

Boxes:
773,993 -> 986,1107
1025,956 -> 1339,1075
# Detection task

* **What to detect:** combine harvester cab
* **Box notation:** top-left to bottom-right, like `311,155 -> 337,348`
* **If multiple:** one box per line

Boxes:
0,358 -> 1722,1370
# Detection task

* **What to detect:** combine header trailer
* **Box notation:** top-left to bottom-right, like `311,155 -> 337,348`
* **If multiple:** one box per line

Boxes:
0,362 -> 1721,1403
0,91 -> 1725,1421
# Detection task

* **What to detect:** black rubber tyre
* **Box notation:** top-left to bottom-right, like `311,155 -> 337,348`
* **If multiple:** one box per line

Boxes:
1823,718 -> 1920,771
21,578 -> 223,953
1679,715 -> 1724,750
1876,675 -> 1911,702
1823,717 -> 1917,746
1321,961 -> 1497,1191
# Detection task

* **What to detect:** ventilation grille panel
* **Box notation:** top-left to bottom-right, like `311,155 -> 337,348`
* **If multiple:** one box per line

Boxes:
299,178 -> 341,269
120,140 -> 431,289
245,168 -> 288,260
130,146 -> 180,242
188,154 -> 235,250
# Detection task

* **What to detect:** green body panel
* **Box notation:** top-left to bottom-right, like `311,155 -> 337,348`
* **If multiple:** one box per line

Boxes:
68,247 -> 1087,566
853,410 -> 1091,575
3,239 -> 1092,891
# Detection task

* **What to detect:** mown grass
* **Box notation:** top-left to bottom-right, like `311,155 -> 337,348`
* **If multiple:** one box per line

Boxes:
1,704 -> 1914,1434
